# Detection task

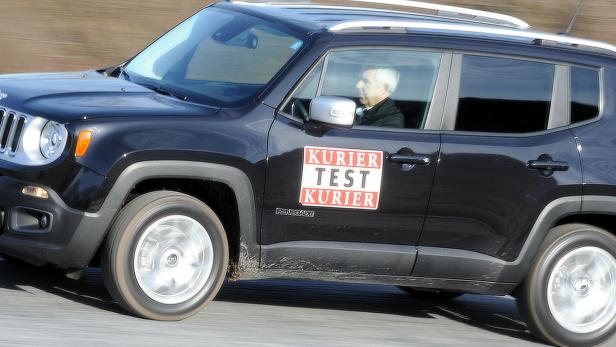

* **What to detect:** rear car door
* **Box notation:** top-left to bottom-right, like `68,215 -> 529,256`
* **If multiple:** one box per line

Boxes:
262,47 -> 451,275
414,53 -> 583,279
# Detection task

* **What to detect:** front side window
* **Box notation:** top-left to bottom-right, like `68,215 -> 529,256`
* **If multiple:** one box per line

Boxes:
455,55 -> 555,133
283,48 -> 442,129
124,7 -> 306,106
281,60 -> 323,118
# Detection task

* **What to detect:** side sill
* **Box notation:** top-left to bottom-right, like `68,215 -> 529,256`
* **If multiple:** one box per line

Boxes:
239,269 -> 516,295
261,241 -> 416,276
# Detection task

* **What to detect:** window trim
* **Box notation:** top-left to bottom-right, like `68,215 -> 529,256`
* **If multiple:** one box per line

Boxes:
277,45 -> 451,133
547,65 -> 570,129
315,53 -> 329,97
442,52 -> 604,137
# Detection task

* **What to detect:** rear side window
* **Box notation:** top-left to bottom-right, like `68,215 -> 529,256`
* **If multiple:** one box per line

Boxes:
571,67 -> 600,123
455,55 -> 555,133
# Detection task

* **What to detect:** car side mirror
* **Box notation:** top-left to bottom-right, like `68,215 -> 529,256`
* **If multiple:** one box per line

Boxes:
213,30 -> 258,49
309,96 -> 356,128
245,32 -> 258,49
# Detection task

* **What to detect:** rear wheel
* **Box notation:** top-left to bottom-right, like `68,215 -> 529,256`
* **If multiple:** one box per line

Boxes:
517,224 -> 616,347
398,287 -> 463,300
102,191 -> 228,320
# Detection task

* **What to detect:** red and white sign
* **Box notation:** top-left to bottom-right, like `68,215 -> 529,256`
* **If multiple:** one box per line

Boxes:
300,146 -> 383,210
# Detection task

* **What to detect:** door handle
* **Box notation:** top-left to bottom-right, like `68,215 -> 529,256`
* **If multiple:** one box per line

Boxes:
389,154 -> 431,165
527,160 -> 569,171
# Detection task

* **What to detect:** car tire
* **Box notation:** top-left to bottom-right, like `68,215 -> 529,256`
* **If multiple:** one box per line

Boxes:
102,191 -> 229,320
398,287 -> 464,300
517,224 -> 616,347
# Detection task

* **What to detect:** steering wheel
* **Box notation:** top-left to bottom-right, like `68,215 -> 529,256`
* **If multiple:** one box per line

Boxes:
292,99 -> 309,120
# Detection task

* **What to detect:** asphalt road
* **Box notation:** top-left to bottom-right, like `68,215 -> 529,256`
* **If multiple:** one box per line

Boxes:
0,256 -> 611,347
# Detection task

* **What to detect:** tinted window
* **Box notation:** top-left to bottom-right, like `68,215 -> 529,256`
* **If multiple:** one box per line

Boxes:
571,67 -> 600,123
283,49 -> 441,129
455,56 -> 555,133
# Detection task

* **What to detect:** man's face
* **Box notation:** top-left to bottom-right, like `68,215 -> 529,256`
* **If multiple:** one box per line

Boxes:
356,69 -> 388,107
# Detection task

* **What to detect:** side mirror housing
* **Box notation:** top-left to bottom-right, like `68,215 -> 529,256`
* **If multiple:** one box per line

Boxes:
309,96 -> 356,128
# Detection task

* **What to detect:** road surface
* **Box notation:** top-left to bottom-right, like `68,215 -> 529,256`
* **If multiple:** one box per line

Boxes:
0,255 -> 609,346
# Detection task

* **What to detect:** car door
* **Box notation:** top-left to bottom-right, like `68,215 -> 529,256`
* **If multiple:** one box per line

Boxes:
413,53 -> 583,279
261,47 -> 451,275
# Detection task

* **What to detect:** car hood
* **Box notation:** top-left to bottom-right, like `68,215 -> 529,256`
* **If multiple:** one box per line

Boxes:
0,71 -> 220,122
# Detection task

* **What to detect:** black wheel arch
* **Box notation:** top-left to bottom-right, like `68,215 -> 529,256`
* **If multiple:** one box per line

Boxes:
414,195 -> 616,285
83,160 -> 259,273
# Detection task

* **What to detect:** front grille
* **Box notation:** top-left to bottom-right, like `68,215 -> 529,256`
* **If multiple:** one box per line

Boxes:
10,116 -> 26,152
0,108 -> 27,155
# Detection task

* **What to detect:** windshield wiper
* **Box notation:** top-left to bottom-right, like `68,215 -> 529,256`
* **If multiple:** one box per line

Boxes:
143,84 -> 189,101
120,67 -> 131,81
119,70 -> 189,101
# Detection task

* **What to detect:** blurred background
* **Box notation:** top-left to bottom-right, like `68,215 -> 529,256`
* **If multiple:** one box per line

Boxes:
0,0 -> 613,74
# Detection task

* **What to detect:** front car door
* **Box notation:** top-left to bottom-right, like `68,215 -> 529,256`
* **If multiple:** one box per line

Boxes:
262,46 -> 451,275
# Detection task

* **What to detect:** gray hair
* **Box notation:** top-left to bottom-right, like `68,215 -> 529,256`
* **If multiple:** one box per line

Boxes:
364,67 -> 400,93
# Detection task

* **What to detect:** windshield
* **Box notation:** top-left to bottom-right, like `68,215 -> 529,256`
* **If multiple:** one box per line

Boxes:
124,7 -> 306,106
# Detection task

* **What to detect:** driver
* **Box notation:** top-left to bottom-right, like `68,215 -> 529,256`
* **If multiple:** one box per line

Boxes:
355,66 -> 404,128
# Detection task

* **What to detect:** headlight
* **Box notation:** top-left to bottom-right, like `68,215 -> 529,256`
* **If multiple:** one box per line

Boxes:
0,108 -> 68,165
39,121 -> 67,159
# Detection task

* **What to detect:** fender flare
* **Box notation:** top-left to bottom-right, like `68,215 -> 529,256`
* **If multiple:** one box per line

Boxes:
414,196 -> 582,283
73,160 -> 259,269
415,195 -> 616,283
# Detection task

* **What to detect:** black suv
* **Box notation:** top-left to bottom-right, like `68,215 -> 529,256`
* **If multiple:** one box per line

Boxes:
0,1 -> 615,346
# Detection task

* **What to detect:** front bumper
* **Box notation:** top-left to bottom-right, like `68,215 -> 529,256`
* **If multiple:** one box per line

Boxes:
0,175 -> 113,268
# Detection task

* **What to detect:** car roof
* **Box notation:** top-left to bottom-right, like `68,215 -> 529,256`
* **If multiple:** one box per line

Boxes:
218,1 -> 523,31
216,1 -> 616,58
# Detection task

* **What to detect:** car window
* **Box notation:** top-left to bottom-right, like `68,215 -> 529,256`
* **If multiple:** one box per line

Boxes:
571,66 -> 600,124
186,24 -> 301,85
455,55 -> 555,133
281,60 -> 323,118
124,7 -> 306,106
283,49 -> 442,129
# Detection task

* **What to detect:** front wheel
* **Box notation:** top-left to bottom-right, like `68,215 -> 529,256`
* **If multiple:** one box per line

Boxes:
102,191 -> 229,320
517,224 -> 616,347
